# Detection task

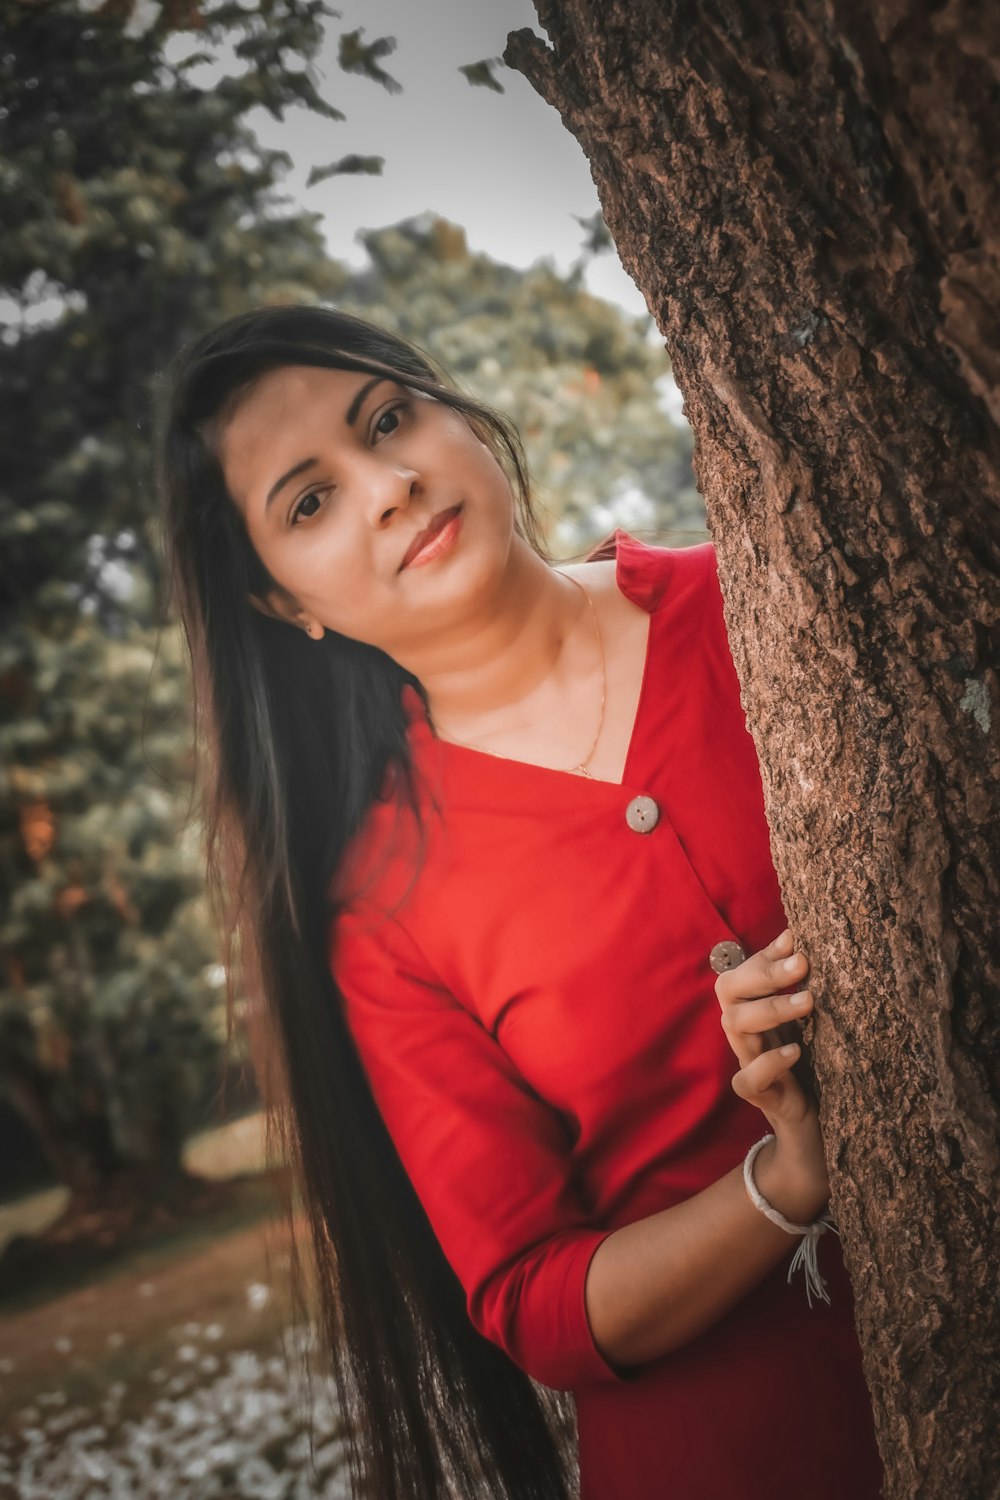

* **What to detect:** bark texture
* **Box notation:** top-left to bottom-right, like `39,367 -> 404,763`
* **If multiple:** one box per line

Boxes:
506,5 -> 1000,1496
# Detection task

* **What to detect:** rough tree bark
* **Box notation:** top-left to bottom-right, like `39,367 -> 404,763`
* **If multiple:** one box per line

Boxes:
506,5 -> 999,1496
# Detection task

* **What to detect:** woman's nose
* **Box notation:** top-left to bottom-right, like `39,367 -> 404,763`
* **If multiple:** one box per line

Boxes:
362,460 -> 420,526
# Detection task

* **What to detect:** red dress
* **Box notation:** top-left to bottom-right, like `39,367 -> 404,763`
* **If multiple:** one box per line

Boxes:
328,532 -> 884,1499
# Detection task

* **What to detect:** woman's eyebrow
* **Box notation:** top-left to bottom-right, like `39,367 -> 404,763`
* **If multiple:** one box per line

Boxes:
265,457 -> 317,514
263,377 -> 391,514
344,375 -> 389,426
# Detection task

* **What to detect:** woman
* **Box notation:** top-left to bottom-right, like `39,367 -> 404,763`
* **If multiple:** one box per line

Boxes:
156,305 -> 884,1500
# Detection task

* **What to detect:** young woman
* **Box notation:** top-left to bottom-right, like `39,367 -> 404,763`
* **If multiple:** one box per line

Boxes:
156,305 -> 884,1500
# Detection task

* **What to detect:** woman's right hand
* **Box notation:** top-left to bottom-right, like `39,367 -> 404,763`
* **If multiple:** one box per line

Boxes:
715,928 -> 831,1221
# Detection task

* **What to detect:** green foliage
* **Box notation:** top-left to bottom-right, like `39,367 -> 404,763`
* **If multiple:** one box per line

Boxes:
0,0 -> 350,1196
307,154 -> 384,186
0,614 -> 226,1195
0,0 -> 349,595
458,58 -> 506,94
337,26 -> 402,94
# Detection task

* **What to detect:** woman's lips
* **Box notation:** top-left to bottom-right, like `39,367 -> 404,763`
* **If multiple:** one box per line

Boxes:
399,504 -> 463,570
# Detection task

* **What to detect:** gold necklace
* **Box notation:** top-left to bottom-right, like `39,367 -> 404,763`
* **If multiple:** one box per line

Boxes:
434,571 -> 607,778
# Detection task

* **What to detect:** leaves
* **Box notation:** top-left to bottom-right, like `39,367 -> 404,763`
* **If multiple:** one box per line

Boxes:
458,57 -> 505,94
19,801 -> 57,863
573,209 -> 614,258
337,27 -> 402,94
306,154 -> 384,186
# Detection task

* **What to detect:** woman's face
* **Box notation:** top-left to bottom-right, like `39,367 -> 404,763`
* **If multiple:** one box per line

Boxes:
218,363 -> 516,658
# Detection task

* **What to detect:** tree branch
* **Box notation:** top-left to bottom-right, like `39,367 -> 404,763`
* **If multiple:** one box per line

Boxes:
503,27 -> 560,106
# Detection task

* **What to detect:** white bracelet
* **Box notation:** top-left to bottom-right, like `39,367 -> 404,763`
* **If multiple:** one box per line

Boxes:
743,1134 -> 840,1308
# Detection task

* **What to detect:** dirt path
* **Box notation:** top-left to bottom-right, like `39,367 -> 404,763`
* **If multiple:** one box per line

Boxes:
0,1192 -> 352,1498
0,1115 -> 287,1429
0,1115 -> 359,1498
0,1196 -> 294,1430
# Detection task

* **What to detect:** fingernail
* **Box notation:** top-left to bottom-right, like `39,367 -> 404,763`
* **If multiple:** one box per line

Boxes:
790,991 -> 810,1008
782,955 -> 800,971
781,1043 -> 799,1056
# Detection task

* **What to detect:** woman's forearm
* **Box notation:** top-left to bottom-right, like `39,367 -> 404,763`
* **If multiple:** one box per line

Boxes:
584,1137 -> 829,1372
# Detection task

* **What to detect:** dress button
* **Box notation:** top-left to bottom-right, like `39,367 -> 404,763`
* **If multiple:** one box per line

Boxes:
709,940 -> 746,974
624,794 -> 659,833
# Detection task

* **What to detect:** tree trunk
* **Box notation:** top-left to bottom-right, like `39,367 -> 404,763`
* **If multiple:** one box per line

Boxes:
1,1052 -> 189,1208
506,5 -> 1000,1496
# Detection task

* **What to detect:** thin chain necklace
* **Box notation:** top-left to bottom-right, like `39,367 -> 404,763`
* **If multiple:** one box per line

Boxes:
434,571 -> 607,778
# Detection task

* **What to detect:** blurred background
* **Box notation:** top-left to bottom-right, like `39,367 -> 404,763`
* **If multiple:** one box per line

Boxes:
0,1 -> 703,1494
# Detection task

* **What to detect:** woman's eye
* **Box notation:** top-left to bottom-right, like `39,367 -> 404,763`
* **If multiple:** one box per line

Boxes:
290,490 -> 325,526
374,402 -> 405,439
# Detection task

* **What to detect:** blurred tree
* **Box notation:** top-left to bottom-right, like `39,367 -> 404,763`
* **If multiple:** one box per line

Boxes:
0,0 -> 350,1219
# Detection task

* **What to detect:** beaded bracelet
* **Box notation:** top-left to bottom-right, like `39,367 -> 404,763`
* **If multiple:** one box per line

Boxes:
743,1134 -> 840,1308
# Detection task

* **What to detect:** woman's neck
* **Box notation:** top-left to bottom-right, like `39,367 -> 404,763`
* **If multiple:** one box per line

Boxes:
395,541 -> 589,740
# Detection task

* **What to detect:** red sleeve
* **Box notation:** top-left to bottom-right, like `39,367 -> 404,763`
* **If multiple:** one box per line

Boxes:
329,898 -> 631,1391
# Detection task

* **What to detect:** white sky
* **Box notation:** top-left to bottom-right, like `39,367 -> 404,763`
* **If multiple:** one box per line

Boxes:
249,0 -> 649,317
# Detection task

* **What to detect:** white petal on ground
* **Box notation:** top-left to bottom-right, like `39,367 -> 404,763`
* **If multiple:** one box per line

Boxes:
0,1327 -> 352,1498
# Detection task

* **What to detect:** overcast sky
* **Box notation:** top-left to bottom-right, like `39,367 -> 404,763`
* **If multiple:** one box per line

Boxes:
248,0 -> 649,317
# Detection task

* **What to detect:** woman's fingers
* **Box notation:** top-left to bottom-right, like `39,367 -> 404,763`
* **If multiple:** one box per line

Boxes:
732,1040 -> 799,1098
721,988 -> 813,1037
715,929 -> 813,1070
731,1040 -> 810,1125
714,928 -> 809,1007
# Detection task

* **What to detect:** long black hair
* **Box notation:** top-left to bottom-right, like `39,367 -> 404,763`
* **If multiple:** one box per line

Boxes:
154,305 -> 579,1499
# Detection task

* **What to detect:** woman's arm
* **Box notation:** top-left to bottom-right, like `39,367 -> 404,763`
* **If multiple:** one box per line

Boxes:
585,929 -> 829,1371
334,905 -> 827,1388
331,897 -> 625,1391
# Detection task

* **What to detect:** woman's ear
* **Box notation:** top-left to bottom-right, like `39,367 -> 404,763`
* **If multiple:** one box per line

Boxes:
247,591 -> 324,640
247,590 -> 291,623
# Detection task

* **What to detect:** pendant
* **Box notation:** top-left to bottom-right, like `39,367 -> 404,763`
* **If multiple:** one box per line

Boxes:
571,764 -> 593,778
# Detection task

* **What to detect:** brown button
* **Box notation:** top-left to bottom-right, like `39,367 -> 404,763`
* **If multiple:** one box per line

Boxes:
709,940 -> 746,974
625,794 -> 659,833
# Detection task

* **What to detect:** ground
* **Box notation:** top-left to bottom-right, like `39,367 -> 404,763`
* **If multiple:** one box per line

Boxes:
0,1115 -> 353,1499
